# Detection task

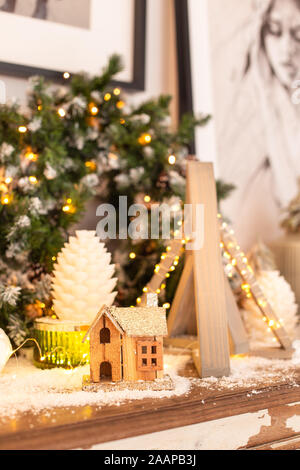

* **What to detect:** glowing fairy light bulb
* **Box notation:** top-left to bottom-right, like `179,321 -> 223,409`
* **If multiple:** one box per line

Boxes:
29,176 -> 38,185
168,154 -> 176,165
89,103 -> 99,116
85,161 -> 97,171
57,108 -> 66,118
1,193 -> 12,205
25,148 -> 38,161
116,100 -> 125,109
138,133 -> 152,145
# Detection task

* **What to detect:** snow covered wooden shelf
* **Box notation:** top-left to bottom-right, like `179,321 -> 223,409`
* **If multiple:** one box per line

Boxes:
1,351 -> 300,450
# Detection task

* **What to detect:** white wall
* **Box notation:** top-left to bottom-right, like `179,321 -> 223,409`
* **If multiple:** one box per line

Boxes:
0,0 -> 178,230
0,0 -> 178,119
133,0 -> 178,124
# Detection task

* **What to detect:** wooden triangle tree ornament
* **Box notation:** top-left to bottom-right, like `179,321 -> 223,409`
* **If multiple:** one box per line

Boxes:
141,161 -> 293,378
166,162 -> 292,364
141,162 -> 248,377
183,162 -> 230,377
161,162 -> 234,377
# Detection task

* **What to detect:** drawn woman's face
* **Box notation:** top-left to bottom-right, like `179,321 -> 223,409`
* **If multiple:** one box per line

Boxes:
264,0 -> 300,87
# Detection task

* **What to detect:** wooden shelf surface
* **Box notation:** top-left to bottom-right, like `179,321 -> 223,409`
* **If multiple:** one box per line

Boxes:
1,357 -> 300,450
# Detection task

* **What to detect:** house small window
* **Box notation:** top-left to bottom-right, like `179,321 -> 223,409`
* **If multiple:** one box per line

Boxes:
100,327 -> 110,344
137,341 -> 163,371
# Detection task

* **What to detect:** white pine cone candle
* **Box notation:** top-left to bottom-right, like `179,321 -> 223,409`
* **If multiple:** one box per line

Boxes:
242,270 -> 298,347
52,231 -> 117,324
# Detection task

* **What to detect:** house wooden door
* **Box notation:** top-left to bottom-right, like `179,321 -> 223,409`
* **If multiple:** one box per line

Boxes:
100,361 -> 112,381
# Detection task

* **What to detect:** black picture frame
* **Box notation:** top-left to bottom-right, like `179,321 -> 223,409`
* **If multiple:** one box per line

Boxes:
0,0 -> 147,91
174,0 -> 195,152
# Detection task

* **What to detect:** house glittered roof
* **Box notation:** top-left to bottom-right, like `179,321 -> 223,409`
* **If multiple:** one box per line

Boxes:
83,305 -> 168,341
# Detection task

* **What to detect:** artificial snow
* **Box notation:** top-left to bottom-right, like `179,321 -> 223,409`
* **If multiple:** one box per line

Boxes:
0,354 -> 191,419
191,354 -> 299,391
0,344 -> 300,419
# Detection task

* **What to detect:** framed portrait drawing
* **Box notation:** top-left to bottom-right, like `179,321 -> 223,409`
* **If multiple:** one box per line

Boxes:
0,0 -> 146,90
176,0 -> 300,249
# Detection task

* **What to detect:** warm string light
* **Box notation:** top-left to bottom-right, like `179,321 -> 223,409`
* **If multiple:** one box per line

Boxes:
36,300 -> 46,309
29,176 -> 38,185
57,108 -> 66,118
39,346 -> 74,368
10,338 -> 42,359
0,171 -> 13,196
104,93 -> 111,102
219,214 -> 280,340
85,161 -> 97,172
62,198 -> 76,214
9,337 -> 88,371
18,126 -> 27,133
168,154 -> 176,165
138,133 -> 152,145
1,193 -> 12,205
25,148 -> 38,162
136,239 -> 188,308
88,102 -> 99,116
116,100 -> 125,109
63,72 -> 70,80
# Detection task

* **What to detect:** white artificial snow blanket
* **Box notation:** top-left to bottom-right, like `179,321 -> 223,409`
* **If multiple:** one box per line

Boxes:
0,342 -> 300,419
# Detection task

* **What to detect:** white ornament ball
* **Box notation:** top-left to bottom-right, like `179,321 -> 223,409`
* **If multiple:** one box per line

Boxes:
0,329 -> 12,374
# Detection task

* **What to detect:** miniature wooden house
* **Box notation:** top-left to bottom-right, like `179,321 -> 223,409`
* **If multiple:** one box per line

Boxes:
83,302 -> 168,383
